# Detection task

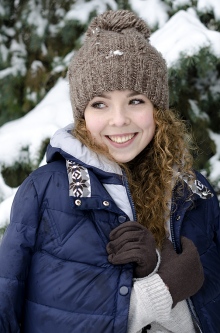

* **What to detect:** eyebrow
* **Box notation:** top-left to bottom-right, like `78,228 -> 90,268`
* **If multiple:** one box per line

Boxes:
95,93 -> 111,99
126,91 -> 142,97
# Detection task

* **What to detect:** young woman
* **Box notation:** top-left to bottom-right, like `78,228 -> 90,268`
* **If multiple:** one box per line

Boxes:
0,10 -> 220,333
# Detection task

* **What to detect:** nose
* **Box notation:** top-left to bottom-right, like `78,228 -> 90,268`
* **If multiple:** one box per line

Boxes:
108,106 -> 130,127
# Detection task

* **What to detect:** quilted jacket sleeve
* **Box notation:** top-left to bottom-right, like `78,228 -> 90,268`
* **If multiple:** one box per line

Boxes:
0,176 -> 40,332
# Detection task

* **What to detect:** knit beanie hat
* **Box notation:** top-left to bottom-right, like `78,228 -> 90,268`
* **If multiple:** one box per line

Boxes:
68,10 -> 169,119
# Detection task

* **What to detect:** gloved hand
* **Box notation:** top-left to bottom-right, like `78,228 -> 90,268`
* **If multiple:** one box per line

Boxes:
158,237 -> 204,308
106,221 -> 157,278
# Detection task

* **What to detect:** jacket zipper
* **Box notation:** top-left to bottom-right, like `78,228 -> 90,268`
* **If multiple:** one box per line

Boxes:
186,299 -> 203,333
170,190 -> 176,250
122,170 -> 137,222
170,193 -> 203,333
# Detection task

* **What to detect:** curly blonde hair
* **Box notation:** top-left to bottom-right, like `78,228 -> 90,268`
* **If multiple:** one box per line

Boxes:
73,108 -> 195,247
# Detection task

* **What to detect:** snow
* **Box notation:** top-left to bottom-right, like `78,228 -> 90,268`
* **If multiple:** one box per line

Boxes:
0,5 -> 5,16
0,194 -> 16,230
31,60 -> 44,75
209,132 -> 220,181
150,10 -> 220,67
0,37 -> 27,78
2,26 -> 15,37
188,100 -> 210,122
0,79 -> 72,168
198,0 -> 220,20
14,0 -> 21,8
0,176 -> 16,229
64,51 -> 75,64
52,51 -> 75,74
113,50 -> 123,56
65,0 -> 117,24
0,67 -> 16,79
41,43 -> 48,56
0,44 -> 8,62
129,0 -> 169,28
55,7 -> 65,19
106,50 -> 124,59
172,0 -> 191,9
26,89 -> 37,103
27,0 -> 48,37
0,174 -> 14,202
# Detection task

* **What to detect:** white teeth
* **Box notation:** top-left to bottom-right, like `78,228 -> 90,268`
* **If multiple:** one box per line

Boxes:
108,134 -> 135,143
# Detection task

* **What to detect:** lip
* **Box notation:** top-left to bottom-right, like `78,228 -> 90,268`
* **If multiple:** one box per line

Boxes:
105,133 -> 138,148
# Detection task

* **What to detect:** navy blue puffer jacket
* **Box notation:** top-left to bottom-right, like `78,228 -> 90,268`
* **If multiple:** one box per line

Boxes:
0,125 -> 220,333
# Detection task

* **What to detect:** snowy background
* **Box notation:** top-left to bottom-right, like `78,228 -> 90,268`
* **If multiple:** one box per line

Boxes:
0,0 -> 220,232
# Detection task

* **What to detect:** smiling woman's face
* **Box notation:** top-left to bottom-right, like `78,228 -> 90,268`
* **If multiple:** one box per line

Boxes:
84,90 -> 156,163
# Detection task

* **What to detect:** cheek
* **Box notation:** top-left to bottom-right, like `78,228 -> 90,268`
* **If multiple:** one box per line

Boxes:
139,114 -> 156,132
85,115 -> 102,138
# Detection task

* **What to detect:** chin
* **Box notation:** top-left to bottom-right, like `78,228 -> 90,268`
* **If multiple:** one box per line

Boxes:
112,156 -> 134,163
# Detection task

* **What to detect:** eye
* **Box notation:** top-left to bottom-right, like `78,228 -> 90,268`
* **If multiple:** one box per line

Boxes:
91,102 -> 106,109
129,98 -> 144,105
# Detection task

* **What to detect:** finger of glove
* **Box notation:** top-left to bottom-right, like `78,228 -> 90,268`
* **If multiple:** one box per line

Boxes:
159,238 -> 204,306
109,222 -> 147,240
107,229 -> 154,255
107,239 -> 142,259
160,239 -> 178,263
108,247 -> 146,265
180,237 -> 198,256
160,238 -> 200,276
107,229 -> 143,254
179,237 -> 204,288
179,237 -> 202,272
109,241 -> 156,267
134,248 -> 158,278
160,243 -> 202,282
167,261 -> 204,308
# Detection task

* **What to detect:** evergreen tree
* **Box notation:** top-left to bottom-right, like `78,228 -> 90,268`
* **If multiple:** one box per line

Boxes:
0,0 -> 86,124
162,0 -> 220,189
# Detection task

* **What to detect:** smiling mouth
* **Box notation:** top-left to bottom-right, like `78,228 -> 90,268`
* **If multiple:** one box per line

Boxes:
107,133 -> 136,144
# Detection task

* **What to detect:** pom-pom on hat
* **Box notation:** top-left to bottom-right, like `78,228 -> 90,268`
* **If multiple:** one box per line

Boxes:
68,10 -> 169,119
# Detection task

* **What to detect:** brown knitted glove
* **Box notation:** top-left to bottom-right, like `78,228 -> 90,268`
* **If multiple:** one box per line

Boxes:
106,221 -> 157,278
158,237 -> 204,308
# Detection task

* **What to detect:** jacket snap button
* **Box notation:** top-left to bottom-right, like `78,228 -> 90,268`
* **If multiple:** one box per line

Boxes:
75,199 -> 82,206
119,286 -> 129,296
103,201 -> 110,207
118,216 -> 126,223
